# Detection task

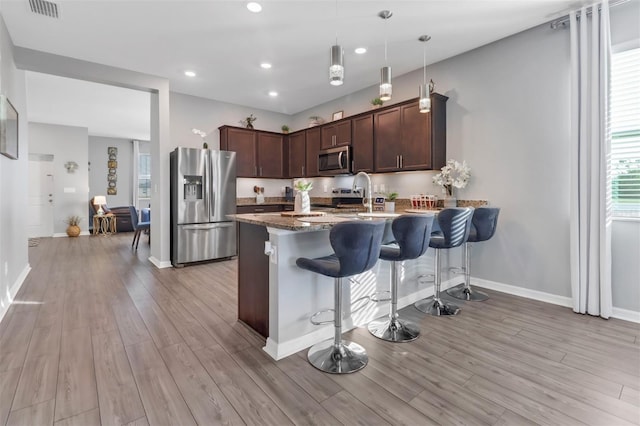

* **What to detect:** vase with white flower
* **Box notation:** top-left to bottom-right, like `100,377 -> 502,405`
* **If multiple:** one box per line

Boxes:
432,159 -> 471,208
294,179 -> 313,213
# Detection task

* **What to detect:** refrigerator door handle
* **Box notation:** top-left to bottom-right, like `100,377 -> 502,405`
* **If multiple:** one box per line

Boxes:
181,222 -> 234,231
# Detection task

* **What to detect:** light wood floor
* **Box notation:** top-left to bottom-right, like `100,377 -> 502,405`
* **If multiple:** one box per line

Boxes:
0,234 -> 639,426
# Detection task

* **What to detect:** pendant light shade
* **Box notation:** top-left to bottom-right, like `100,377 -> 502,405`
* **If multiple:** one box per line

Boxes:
418,34 -> 431,113
378,10 -> 393,101
329,45 -> 344,86
380,66 -> 392,101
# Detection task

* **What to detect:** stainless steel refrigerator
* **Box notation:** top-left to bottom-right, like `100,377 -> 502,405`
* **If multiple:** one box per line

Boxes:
170,147 -> 237,266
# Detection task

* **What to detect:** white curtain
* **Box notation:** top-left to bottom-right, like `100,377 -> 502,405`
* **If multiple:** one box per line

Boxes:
132,140 -> 140,210
569,1 -> 612,318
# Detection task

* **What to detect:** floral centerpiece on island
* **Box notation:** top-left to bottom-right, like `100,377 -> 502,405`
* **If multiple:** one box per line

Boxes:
293,179 -> 313,213
433,159 -> 471,206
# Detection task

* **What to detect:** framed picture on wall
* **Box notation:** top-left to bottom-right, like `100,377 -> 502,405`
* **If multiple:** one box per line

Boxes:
108,160 -> 117,169
0,95 -> 18,160
108,147 -> 117,155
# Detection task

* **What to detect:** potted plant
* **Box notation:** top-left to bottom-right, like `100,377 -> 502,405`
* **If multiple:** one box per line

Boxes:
308,116 -> 324,127
281,125 -> 290,134
65,215 -> 82,237
240,114 -> 257,129
432,159 -> 471,207
385,192 -> 398,212
371,98 -> 384,109
294,179 -> 313,213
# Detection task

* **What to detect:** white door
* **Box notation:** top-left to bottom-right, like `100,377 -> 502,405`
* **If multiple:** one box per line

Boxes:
28,157 -> 54,238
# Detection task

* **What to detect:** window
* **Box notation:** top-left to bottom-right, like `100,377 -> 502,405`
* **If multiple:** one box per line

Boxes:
138,153 -> 151,199
611,47 -> 640,217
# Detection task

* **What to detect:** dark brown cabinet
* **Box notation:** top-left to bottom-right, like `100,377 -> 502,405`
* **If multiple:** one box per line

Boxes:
219,127 -> 257,177
352,114 -> 374,173
305,127 -> 321,177
320,120 -> 351,149
374,94 -> 447,173
219,126 -> 284,178
287,131 -> 306,178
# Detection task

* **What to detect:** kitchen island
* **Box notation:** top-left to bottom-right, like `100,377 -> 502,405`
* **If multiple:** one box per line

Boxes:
232,211 -> 440,360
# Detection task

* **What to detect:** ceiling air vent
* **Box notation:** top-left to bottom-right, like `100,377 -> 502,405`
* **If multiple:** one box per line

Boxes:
29,0 -> 59,18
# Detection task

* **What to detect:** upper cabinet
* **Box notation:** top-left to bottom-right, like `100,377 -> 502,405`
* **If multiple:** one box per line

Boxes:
374,94 -> 448,173
219,126 -> 284,178
305,127 -> 321,177
352,114 -> 374,173
287,131 -> 306,178
320,120 -> 351,149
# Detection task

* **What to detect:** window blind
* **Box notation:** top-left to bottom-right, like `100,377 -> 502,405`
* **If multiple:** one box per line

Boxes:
611,48 -> 640,217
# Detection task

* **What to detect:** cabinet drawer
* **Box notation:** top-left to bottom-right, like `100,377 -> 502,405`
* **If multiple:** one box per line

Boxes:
236,205 -> 283,214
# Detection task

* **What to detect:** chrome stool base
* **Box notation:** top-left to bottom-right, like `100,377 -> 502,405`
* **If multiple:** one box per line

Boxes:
368,317 -> 420,342
307,340 -> 368,374
446,283 -> 489,302
414,297 -> 460,316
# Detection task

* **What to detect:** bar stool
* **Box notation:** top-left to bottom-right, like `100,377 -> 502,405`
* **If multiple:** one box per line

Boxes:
368,214 -> 434,342
447,207 -> 500,301
296,220 -> 386,374
415,207 -> 474,316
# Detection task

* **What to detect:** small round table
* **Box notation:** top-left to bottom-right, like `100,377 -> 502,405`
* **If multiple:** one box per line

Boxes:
93,213 -> 117,235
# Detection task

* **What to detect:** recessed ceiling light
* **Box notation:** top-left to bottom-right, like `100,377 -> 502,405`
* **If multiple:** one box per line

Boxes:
260,62 -> 272,69
268,91 -> 278,97
355,47 -> 367,54
184,70 -> 196,77
247,2 -> 262,13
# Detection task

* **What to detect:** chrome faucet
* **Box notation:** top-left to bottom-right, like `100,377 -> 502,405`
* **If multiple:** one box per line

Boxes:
352,171 -> 372,213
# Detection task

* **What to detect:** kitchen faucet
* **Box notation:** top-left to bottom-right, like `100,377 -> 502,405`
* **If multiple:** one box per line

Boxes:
352,171 -> 372,213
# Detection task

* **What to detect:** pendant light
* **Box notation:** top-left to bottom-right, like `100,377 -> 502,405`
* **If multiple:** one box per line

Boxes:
329,0 -> 344,86
378,10 -> 393,101
418,35 -> 431,113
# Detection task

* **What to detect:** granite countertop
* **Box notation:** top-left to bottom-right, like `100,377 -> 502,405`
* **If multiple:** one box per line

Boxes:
230,199 -> 489,232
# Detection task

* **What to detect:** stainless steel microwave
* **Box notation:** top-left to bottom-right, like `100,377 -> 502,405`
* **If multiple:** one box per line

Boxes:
318,146 -> 351,175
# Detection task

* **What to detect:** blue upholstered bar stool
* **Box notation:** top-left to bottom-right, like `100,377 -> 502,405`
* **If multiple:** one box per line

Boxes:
415,207 -> 474,316
296,220 -> 386,374
368,214 -> 434,342
447,207 -> 500,301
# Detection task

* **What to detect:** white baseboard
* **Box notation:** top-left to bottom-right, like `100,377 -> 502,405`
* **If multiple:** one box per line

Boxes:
472,277 -> 639,323
53,231 -> 91,238
149,256 -> 172,269
611,307 -> 640,323
0,264 -> 32,325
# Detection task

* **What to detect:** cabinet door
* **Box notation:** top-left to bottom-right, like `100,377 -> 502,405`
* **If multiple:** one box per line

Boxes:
288,132 -> 306,178
352,115 -> 374,173
335,121 -> 352,146
257,133 -> 284,178
400,102 -> 432,170
374,107 -> 402,172
320,125 -> 335,149
221,127 -> 257,177
305,127 -> 321,177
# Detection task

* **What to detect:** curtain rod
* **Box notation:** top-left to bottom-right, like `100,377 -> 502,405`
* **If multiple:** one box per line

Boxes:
550,0 -> 628,29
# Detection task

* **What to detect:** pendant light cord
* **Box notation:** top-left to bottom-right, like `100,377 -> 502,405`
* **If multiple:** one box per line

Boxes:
423,42 -> 426,85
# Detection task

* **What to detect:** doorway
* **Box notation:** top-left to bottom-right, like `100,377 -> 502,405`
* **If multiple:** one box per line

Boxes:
28,154 -> 54,238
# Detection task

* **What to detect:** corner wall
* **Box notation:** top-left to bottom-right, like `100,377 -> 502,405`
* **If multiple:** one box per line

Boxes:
0,14 -> 29,320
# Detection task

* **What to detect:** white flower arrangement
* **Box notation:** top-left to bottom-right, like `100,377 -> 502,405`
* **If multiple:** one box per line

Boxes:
294,179 -> 313,192
433,159 -> 471,196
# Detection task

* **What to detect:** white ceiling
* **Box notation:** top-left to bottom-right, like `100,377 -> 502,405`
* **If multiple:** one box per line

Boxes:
2,0 -> 589,139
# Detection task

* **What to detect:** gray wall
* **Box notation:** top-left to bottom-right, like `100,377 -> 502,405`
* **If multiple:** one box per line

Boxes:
0,14 -> 29,320
170,92 -> 290,151
88,136 -> 133,207
29,122 -> 89,235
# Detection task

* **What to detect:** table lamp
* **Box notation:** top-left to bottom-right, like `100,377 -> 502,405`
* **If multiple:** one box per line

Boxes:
93,195 -> 107,215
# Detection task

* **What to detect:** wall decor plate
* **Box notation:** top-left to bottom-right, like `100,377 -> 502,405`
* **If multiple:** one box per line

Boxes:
108,147 -> 117,155
108,160 -> 117,168
107,188 -> 117,195
108,168 -> 116,175
109,153 -> 117,160
107,174 -> 117,182
108,181 -> 116,188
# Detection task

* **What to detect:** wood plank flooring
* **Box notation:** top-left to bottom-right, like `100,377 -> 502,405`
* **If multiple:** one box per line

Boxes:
0,234 -> 638,426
